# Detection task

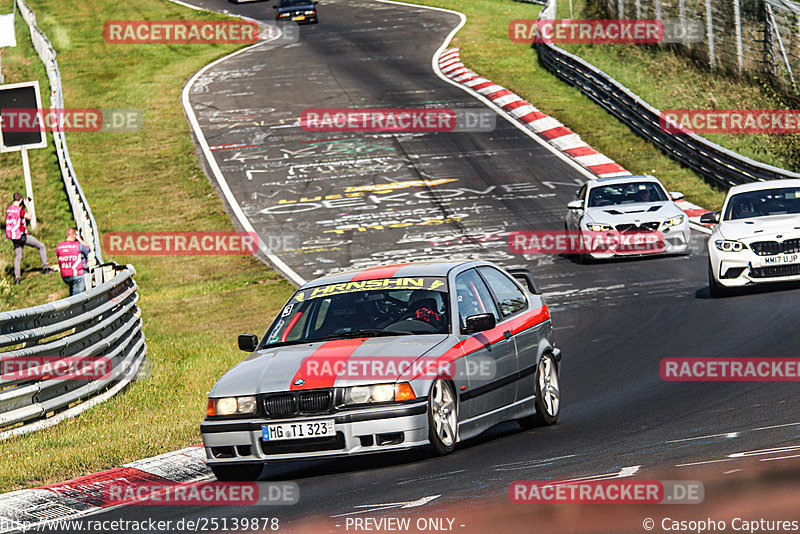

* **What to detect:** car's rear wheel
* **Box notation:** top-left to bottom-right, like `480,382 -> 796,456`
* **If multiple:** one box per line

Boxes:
708,261 -> 728,298
427,379 -> 457,456
519,353 -> 560,429
210,463 -> 263,481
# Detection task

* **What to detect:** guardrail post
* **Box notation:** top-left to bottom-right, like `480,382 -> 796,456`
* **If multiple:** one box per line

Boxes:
705,0 -> 715,69
735,0 -> 744,75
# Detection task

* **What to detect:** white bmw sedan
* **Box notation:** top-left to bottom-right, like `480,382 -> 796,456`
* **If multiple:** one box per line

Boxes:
565,175 -> 691,262
702,179 -> 800,297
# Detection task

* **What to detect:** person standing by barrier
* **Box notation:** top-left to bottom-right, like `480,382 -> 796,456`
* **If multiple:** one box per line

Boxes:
5,192 -> 53,285
56,228 -> 90,295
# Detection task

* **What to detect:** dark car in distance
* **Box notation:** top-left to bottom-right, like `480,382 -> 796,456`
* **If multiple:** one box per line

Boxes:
274,0 -> 319,23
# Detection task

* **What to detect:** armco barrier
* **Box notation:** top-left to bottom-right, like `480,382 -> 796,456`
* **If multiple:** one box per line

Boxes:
534,0 -> 800,187
0,264 -> 146,440
15,0 -> 103,269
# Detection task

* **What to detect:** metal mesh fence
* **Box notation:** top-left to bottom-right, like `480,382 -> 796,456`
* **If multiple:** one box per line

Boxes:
590,0 -> 800,94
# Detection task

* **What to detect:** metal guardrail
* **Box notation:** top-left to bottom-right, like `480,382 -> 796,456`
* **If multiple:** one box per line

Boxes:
0,264 -> 146,440
535,0 -> 800,188
15,0 -> 103,269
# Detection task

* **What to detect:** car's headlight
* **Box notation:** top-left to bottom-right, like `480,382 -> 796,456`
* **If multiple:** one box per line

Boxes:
586,223 -> 612,232
714,240 -> 747,252
278,12 -> 290,17
207,396 -> 257,416
343,383 -> 416,405
304,10 -> 315,14
663,215 -> 685,227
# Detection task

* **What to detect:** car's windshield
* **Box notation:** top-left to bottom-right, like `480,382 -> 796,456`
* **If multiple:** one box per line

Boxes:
278,0 -> 312,7
587,182 -> 668,207
723,187 -> 800,221
264,277 -> 450,346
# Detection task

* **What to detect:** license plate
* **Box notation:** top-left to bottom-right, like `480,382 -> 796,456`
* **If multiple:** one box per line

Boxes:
761,253 -> 799,265
262,420 -> 334,441
292,15 -> 305,20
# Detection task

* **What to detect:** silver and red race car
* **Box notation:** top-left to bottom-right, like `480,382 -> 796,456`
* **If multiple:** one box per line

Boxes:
202,260 -> 561,481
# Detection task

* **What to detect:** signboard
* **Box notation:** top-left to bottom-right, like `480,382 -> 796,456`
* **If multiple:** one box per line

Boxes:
0,81 -> 47,152
0,13 -> 15,47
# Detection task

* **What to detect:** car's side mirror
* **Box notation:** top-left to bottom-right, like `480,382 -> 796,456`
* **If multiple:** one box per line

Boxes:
463,313 -> 496,335
507,268 -> 542,294
669,191 -> 684,201
699,211 -> 720,224
273,5 -> 278,8
238,334 -> 259,352
567,200 -> 583,210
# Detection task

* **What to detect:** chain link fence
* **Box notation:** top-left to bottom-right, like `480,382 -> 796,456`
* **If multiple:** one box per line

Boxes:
589,0 -> 800,95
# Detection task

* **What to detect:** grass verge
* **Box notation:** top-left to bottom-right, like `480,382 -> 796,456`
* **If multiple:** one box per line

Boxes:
406,0 -> 728,210
557,0 -> 800,177
0,0 -> 294,491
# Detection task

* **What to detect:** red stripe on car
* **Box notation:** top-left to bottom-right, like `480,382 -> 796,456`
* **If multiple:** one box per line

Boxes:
290,338 -> 367,390
404,305 -> 551,381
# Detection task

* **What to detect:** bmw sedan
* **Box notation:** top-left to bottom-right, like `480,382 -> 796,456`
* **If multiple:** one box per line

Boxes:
565,175 -> 691,262
702,179 -> 800,297
202,260 -> 561,481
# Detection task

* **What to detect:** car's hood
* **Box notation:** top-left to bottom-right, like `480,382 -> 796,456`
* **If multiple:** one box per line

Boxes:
718,214 -> 800,242
584,202 -> 679,223
210,335 -> 450,397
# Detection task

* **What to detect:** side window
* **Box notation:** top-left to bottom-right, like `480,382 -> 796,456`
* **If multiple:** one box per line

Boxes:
454,269 -> 500,330
578,184 -> 587,201
477,267 -> 528,318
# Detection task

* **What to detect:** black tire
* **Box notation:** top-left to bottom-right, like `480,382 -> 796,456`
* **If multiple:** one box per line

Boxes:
210,463 -> 263,481
708,261 -> 728,298
427,379 -> 457,456
519,353 -> 560,429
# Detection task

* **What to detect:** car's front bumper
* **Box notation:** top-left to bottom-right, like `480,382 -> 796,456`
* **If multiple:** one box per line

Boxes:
710,249 -> 800,287
586,226 -> 691,259
201,401 -> 429,465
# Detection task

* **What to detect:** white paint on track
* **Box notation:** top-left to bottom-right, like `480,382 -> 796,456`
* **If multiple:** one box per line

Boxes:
375,0 -> 598,182
180,40 -> 307,286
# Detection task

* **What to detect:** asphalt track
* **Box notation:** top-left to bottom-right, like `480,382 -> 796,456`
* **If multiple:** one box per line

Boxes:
80,0 -> 800,531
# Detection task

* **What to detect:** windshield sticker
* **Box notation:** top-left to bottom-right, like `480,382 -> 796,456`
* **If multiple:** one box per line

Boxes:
294,277 -> 446,301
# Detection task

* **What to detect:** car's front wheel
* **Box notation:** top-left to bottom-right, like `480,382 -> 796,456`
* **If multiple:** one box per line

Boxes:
427,379 -> 457,456
708,261 -> 728,298
519,353 -> 560,429
210,463 -> 263,481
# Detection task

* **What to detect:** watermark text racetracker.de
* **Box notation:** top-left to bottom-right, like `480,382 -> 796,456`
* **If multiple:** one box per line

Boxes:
661,109 -> 800,133
661,358 -> 800,381
508,19 -> 703,43
103,231 -> 298,255
104,20 -> 259,44
292,355 -> 496,383
0,108 -> 141,133
510,480 -> 704,504
0,355 -> 111,381
300,108 -> 496,133
508,230 -> 665,255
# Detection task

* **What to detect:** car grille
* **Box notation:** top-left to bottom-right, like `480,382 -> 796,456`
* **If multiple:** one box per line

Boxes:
262,390 -> 333,418
750,264 -> 800,278
260,432 -> 345,455
750,238 -> 800,256
615,222 -> 660,232
299,390 -> 332,412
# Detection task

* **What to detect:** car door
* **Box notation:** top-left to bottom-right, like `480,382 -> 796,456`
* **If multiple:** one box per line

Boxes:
454,269 -> 518,419
477,266 -> 543,404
